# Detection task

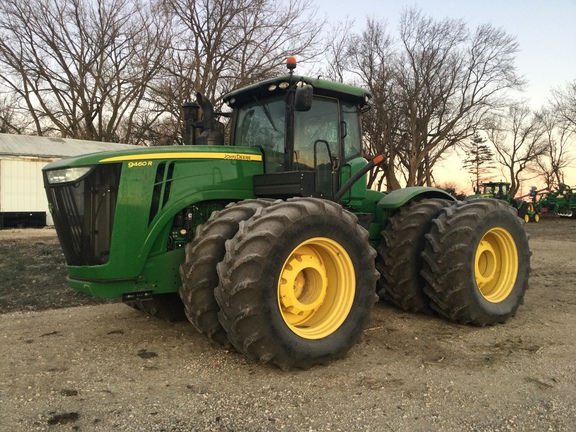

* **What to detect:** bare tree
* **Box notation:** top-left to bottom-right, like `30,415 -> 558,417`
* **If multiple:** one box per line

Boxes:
0,94 -> 22,134
486,104 -> 547,197
0,0 -> 323,145
551,80 -> 576,134
534,108 -> 575,189
322,19 -> 355,83
0,0 -> 170,143
347,19 -> 401,190
332,9 -> 524,190
149,0 -> 324,145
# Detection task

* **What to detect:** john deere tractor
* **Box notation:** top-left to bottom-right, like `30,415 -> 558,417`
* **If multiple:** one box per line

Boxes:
535,183 -> 576,218
470,181 -> 537,222
43,59 -> 530,369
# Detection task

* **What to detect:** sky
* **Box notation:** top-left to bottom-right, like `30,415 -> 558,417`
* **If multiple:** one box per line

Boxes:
313,0 -> 576,192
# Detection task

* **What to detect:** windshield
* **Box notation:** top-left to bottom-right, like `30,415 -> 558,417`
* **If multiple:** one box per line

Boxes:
483,185 -> 495,194
483,184 -> 508,197
234,96 -> 285,173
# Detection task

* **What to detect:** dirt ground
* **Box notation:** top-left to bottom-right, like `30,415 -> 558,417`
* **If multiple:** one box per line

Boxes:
0,218 -> 575,431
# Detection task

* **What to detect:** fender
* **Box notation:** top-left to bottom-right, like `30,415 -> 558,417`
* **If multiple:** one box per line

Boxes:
377,186 -> 455,211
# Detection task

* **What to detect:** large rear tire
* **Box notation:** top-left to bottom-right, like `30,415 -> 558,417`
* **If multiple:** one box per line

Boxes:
214,198 -> 378,370
421,199 -> 531,326
179,199 -> 275,347
376,198 -> 452,313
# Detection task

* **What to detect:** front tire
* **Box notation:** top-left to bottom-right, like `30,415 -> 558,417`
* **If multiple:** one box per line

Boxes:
179,199 -> 274,347
421,199 -> 531,326
215,198 -> 378,370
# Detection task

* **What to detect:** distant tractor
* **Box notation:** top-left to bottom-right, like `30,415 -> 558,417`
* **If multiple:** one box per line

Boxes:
43,58 -> 531,369
534,184 -> 576,219
470,181 -> 537,222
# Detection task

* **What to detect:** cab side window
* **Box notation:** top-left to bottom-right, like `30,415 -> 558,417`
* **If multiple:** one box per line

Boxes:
342,103 -> 362,161
293,97 -> 339,170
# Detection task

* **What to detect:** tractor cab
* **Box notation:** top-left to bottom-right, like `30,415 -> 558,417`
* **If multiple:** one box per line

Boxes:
481,182 -> 511,200
223,59 -> 371,201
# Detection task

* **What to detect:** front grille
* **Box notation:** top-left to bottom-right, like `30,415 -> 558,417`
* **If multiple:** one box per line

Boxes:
45,164 -> 122,266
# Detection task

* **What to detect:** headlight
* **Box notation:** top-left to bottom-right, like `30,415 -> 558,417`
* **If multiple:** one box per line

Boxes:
46,167 -> 92,184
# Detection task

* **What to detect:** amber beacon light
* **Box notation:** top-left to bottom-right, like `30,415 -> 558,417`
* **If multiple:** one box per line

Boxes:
286,56 -> 297,71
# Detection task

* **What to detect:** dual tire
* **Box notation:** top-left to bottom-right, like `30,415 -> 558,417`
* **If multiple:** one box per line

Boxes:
181,198 -> 378,369
377,198 -> 531,326
422,199 -> 531,325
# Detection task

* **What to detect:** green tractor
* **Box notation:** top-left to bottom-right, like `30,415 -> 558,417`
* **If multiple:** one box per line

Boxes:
470,181 -> 538,222
534,183 -> 576,218
43,59 -> 531,369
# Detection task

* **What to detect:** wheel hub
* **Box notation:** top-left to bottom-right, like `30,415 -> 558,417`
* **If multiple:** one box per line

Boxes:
277,237 -> 355,339
474,227 -> 518,303
279,247 -> 328,321
475,240 -> 497,287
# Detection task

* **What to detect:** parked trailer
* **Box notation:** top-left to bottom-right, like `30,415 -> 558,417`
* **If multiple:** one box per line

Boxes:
0,158 -> 49,227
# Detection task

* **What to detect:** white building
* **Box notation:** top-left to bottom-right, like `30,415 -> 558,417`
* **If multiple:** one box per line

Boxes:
0,134 -> 134,227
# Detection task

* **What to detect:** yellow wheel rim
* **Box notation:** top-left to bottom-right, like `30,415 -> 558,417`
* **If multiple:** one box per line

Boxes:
527,203 -> 537,223
277,237 -> 355,340
524,214 -> 530,223
475,228 -> 518,303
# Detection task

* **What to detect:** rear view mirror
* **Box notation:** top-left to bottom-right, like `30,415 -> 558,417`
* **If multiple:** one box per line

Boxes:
294,85 -> 313,111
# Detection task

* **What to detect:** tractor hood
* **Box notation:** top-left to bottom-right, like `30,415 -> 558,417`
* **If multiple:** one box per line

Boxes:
42,145 -> 263,171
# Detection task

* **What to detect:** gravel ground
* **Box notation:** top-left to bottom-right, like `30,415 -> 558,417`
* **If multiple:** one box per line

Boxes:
0,218 -> 575,431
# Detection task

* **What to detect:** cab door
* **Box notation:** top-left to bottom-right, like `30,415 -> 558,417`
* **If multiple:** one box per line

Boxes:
293,96 -> 340,198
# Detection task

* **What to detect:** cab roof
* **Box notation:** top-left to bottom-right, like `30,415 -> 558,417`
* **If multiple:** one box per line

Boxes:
223,74 -> 371,108
483,182 -> 510,186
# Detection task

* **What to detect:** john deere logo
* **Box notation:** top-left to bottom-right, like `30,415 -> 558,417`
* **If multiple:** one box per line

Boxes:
224,154 -> 253,161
